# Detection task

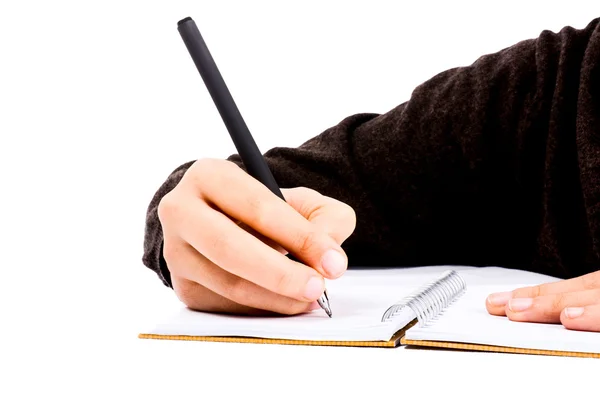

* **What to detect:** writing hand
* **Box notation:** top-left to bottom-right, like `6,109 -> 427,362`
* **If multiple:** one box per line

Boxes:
157,158 -> 356,316
485,270 -> 600,332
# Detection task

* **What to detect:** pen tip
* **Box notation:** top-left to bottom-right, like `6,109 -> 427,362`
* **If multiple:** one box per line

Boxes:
317,291 -> 332,318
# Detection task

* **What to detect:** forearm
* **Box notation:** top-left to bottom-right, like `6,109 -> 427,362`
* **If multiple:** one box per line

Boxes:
142,18 -> 600,285
341,18 -> 600,277
254,18 -> 600,275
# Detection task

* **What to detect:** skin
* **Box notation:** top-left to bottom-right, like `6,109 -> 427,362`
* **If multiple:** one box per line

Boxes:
158,158 -> 356,316
486,273 -> 600,332
159,158 -> 600,332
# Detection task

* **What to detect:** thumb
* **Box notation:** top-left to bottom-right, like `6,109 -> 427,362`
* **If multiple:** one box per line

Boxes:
282,187 -> 357,246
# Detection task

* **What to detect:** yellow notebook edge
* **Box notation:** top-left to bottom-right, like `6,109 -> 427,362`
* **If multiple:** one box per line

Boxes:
139,320 -> 418,348
400,338 -> 600,359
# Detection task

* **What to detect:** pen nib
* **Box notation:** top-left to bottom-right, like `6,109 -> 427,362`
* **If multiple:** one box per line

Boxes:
317,290 -> 333,318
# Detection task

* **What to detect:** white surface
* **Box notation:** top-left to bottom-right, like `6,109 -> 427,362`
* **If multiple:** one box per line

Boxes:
145,266 -> 558,342
406,284 -> 600,354
1,1 -> 599,399
146,267 -> 423,342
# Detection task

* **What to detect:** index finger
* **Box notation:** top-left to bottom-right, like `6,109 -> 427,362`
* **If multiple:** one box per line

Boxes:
486,271 -> 600,315
513,271 -> 600,298
178,201 -> 326,303
196,160 -> 348,279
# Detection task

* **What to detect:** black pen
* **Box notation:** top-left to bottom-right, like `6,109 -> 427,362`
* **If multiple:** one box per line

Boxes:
177,16 -> 332,318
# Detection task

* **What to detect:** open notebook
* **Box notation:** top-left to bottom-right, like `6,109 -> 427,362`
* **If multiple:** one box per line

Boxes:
139,265 -> 600,358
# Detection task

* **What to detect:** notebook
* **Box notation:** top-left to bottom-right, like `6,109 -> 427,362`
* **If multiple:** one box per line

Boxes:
401,283 -> 600,358
139,265 -> 600,358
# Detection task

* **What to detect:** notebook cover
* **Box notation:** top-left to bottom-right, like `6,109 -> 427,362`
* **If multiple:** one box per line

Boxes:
139,321 -> 416,348
400,338 -> 600,358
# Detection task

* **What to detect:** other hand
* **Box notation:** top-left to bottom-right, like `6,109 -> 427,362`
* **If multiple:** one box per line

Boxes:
157,158 -> 356,316
486,270 -> 600,332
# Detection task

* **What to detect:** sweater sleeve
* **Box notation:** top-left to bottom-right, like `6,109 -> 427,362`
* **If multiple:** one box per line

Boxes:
143,17 -> 600,286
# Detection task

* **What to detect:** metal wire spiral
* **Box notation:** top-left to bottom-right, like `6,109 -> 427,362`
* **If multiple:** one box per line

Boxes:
381,270 -> 467,327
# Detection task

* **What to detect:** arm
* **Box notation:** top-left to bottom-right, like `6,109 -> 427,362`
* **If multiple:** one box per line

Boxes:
144,17 -> 600,286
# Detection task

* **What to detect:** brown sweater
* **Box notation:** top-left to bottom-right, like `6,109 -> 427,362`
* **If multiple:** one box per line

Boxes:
143,18 -> 600,288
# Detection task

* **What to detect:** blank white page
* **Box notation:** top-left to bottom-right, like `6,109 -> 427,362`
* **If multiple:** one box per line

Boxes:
143,265 -> 562,343
405,284 -> 600,354
144,266 -> 476,342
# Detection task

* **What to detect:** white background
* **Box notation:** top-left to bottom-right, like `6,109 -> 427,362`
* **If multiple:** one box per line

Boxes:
1,1 -> 599,399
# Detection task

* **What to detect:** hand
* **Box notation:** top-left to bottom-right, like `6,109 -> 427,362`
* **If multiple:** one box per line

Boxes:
485,270 -> 600,332
157,158 -> 356,316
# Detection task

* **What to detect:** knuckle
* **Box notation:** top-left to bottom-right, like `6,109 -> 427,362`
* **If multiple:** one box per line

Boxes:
549,293 -> 567,311
222,278 -> 248,304
157,192 -> 180,224
296,186 -> 319,197
514,285 -> 540,298
161,240 -> 179,266
186,159 -> 209,184
192,157 -> 220,173
530,285 -> 541,297
341,203 -> 357,225
244,195 -> 268,227
189,158 -> 228,186
295,229 -> 319,255
273,269 -> 296,296
541,284 -> 559,297
336,203 -> 357,236
174,280 -> 200,308
581,272 -> 600,290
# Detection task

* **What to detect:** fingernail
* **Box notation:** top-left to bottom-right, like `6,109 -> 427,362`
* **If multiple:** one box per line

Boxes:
321,249 -> 346,277
304,277 -> 324,300
565,307 -> 584,319
487,291 -> 512,306
308,301 -> 321,311
509,298 -> 533,312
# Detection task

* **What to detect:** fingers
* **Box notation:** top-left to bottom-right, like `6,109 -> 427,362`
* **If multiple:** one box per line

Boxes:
486,271 -> 600,316
485,291 -> 514,316
158,158 -> 357,316
560,304 -> 600,332
502,288 -> 600,323
191,160 -> 351,279
511,272 -> 600,298
171,276 -> 258,315
484,276 -> 600,332
283,187 -> 356,245
165,237 -> 320,315
236,221 -> 288,255
167,196 -> 327,303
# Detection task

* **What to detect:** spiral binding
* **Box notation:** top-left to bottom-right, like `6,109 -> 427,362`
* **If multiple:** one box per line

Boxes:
381,270 -> 467,327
